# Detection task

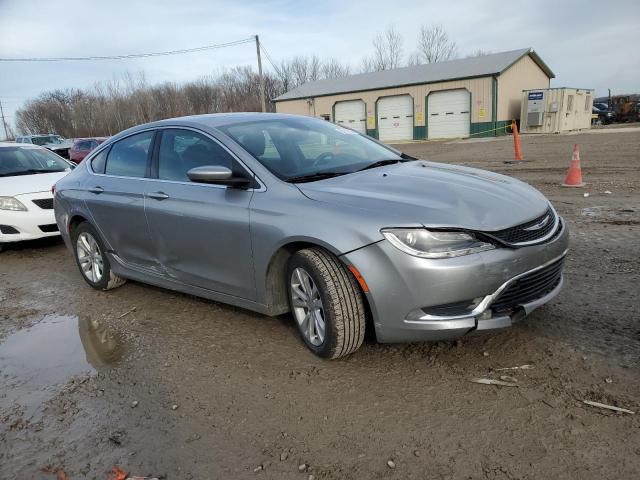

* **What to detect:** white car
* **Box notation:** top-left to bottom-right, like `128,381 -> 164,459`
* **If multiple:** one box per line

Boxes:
0,143 -> 73,250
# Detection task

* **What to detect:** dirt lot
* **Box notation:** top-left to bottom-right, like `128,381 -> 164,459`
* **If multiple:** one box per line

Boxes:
1,128 -> 639,479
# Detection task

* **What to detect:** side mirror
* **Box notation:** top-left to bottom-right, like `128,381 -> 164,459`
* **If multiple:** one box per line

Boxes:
187,165 -> 251,188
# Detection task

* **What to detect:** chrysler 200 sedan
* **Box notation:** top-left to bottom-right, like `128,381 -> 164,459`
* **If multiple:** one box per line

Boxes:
54,113 -> 568,358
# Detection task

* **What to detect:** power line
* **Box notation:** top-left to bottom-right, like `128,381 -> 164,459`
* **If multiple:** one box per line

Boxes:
0,37 -> 255,62
259,42 -> 283,78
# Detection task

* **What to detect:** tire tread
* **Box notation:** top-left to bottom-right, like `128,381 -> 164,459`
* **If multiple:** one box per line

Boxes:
294,248 -> 365,358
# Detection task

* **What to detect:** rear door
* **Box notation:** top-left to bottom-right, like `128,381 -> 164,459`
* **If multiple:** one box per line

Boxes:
143,128 -> 256,300
83,130 -> 159,272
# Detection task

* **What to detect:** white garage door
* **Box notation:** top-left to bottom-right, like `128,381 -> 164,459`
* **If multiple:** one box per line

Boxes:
334,100 -> 366,134
377,95 -> 414,142
428,90 -> 471,139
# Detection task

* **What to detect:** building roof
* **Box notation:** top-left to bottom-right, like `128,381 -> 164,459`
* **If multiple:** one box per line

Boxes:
274,48 -> 554,102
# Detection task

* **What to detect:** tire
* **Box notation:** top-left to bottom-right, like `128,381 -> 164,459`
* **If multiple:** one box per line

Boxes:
287,248 -> 366,359
72,222 -> 126,291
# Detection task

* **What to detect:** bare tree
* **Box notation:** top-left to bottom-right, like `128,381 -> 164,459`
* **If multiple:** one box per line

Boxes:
321,58 -> 350,79
466,49 -> 492,58
362,25 -> 404,72
14,53 -> 357,136
414,24 -> 458,64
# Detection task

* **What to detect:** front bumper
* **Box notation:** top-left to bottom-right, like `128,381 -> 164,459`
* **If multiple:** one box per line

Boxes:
341,217 -> 569,343
0,192 -> 59,243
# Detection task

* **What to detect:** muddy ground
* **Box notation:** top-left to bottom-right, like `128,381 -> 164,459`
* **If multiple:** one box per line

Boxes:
1,128 -> 639,479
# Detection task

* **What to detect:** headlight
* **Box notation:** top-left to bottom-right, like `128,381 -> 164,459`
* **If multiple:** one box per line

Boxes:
0,196 -> 27,211
381,228 -> 494,258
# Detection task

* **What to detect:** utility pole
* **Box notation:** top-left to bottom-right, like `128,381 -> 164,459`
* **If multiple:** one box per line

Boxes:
255,35 -> 266,113
0,100 -> 9,141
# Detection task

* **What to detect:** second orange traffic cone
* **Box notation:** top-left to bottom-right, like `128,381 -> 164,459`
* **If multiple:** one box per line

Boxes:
562,144 -> 585,187
504,120 -> 524,164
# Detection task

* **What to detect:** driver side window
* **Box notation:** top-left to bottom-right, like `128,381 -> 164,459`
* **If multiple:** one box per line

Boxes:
158,129 -> 234,182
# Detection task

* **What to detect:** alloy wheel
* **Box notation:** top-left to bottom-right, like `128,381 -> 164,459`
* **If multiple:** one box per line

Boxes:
76,232 -> 104,283
290,267 -> 326,346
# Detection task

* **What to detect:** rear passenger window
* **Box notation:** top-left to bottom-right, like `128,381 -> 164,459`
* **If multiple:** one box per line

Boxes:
91,149 -> 108,173
105,131 -> 154,178
158,129 -> 235,182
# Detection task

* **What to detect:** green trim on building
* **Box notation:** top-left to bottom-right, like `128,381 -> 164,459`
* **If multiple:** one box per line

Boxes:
470,122 -> 495,137
495,120 -> 511,136
491,76 -> 498,128
413,126 -> 426,140
366,129 -> 378,139
470,120 -> 511,137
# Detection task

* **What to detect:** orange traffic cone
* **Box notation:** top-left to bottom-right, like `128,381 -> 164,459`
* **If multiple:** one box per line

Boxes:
562,144 -> 585,187
504,120 -> 524,164
512,120 -> 524,161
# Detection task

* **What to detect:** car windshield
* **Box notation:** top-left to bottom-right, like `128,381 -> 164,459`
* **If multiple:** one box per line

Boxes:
31,135 -> 64,146
0,147 -> 71,176
218,117 -> 404,182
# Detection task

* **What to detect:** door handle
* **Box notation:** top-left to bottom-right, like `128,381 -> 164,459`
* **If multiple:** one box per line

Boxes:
147,191 -> 169,200
88,186 -> 104,194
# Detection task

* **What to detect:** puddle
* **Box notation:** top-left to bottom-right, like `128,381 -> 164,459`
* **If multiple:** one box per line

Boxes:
0,315 -> 124,417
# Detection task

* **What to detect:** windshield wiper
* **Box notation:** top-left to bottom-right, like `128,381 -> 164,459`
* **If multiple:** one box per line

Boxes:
357,159 -> 405,172
286,172 -> 347,183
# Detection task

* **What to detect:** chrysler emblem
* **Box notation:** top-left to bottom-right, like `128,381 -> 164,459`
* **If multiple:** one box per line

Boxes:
524,215 -> 550,231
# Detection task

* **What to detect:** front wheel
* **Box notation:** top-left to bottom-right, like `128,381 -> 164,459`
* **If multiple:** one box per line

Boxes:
287,248 -> 366,359
72,222 -> 126,291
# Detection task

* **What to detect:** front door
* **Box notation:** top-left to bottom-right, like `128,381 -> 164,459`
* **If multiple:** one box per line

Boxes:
143,128 -> 256,300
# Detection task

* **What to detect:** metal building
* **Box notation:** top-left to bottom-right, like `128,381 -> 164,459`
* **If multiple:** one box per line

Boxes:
520,88 -> 594,134
274,48 -> 554,142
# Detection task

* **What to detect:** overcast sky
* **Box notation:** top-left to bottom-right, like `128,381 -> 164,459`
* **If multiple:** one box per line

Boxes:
1,0 -> 638,131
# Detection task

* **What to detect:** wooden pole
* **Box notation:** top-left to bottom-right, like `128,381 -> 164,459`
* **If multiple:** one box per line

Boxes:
255,35 -> 266,113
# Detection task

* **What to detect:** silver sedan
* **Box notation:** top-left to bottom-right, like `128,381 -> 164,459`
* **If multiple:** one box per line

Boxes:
54,113 -> 568,358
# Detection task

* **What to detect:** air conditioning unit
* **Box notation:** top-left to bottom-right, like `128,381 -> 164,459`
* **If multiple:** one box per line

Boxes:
527,111 -> 544,126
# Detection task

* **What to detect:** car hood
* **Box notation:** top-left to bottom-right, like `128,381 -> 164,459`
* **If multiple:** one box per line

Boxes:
45,143 -> 71,150
297,161 -> 551,231
1,171 -> 70,197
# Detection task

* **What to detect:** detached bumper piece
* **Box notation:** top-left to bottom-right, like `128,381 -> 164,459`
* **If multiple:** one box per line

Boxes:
404,252 -> 566,334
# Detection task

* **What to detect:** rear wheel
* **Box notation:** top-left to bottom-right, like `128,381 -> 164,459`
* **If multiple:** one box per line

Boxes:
287,248 -> 366,359
72,222 -> 126,290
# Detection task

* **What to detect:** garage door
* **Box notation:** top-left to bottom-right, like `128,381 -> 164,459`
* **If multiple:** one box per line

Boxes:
428,90 -> 470,139
334,100 -> 366,134
377,95 -> 414,142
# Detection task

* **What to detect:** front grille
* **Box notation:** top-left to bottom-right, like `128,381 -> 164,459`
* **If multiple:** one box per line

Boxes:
32,198 -> 54,209
491,257 -> 565,313
0,225 -> 20,234
38,224 -> 59,233
487,208 -> 557,245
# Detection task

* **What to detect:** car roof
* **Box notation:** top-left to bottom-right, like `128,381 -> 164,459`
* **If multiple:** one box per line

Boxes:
21,134 -> 61,137
0,142 -> 46,149
135,112 -> 315,130
108,113 -> 323,141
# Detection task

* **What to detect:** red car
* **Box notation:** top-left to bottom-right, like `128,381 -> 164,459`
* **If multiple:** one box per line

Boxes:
69,137 -> 108,164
